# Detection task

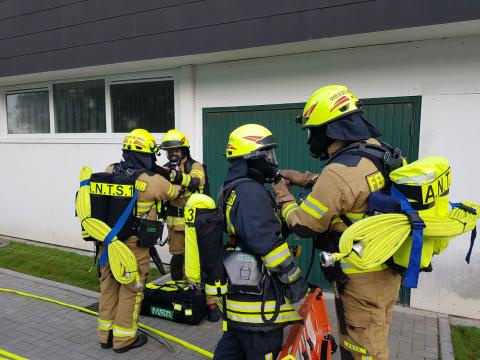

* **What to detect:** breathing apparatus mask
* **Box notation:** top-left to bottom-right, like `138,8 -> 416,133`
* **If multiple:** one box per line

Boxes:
246,148 -> 279,183
167,147 -> 188,167
307,126 -> 334,161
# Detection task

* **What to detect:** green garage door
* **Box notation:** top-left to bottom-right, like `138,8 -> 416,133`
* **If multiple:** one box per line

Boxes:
203,96 -> 421,305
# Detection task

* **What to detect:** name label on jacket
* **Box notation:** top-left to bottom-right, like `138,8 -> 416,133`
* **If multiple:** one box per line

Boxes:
89,182 -> 134,197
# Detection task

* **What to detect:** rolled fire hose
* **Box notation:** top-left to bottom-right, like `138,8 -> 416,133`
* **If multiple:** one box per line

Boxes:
320,202 -> 480,270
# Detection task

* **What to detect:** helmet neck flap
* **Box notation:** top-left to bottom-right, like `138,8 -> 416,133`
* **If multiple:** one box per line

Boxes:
308,113 -> 382,160
120,150 -> 156,172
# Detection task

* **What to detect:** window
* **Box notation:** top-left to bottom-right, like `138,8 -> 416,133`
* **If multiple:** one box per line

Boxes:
2,73 -> 176,136
54,79 -> 106,133
6,90 -> 50,134
111,80 -> 174,133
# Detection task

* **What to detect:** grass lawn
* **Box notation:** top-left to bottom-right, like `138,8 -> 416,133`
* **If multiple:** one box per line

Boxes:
0,241 -> 164,292
451,324 -> 480,360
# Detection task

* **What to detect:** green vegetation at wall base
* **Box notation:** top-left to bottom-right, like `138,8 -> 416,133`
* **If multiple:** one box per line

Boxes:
0,242 -> 163,292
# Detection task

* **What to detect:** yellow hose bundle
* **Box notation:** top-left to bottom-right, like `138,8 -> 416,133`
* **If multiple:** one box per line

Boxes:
331,202 -> 480,270
108,240 -> 141,286
76,166 -> 140,286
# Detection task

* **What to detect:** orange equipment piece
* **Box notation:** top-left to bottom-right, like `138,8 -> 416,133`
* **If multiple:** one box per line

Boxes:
278,288 -> 337,360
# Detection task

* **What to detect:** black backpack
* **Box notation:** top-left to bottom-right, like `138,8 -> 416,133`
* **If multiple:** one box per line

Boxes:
182,178 -> 253,294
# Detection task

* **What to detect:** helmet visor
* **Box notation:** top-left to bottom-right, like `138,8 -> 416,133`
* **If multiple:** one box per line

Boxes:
296,114 -> 308,126
263,148 -> 278,166
161,140 -> 185,149
245,148 -> 278,166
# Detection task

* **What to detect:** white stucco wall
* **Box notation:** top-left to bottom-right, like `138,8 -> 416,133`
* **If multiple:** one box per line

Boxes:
413,95 -> 480,319
0,142 -> 118,251
1,33 -> 479,317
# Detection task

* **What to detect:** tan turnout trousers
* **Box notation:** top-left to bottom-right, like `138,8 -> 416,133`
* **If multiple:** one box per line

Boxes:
97,238 -> 150,349
340,269 -> 401,359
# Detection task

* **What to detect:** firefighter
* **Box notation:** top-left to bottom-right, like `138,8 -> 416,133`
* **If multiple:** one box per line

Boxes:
97,129 -> 181,353
272,85 -> 402,360
158,129 -> 219,322
214,124 -> 308,360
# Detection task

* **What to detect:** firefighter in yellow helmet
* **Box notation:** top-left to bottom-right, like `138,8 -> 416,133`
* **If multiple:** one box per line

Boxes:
97,129 -> 182,353
272,85 -> 403,360
156,129 -> 219,322
214,124 -> 307,360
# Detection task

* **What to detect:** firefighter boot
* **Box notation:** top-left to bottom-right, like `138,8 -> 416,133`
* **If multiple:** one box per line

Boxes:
170,254 -> 185,281
207,304 -> 220,322
113,334 -> 148,353
100,330 -> 113,349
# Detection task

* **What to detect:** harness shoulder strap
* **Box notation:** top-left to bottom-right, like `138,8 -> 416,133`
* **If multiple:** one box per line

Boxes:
217,178 -> 255,217
328,141 -> 402,179
98,188 -> 139,266
390,186 -> 425,288
184,157 -> 196,174
112,163 -> 146,179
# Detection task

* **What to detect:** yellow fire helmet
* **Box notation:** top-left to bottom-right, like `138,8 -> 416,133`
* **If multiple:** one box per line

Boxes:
122,128 -> 160,155
160,129 -> 190,149
298,84 -> 361,128
225,124 -> 277,159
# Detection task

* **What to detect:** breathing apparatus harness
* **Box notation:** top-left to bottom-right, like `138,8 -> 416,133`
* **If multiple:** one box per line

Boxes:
76,166 -> 141,286
76,164 -> 167,284
304,141 -> 403,282
328,141 -> 403,183
111,164 -> 167,275
159,156 -> 210,221
219,178 -> 286,325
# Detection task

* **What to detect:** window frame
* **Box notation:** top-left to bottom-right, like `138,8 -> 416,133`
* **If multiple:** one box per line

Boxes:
0,69 -> 178,144
109,75 -> 175,134
5,86 -> 51,135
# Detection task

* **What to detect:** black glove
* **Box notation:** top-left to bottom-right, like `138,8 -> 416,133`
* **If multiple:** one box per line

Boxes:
153,165 -> 183,185
285,277 -> 308,303
186,177 -> 201,193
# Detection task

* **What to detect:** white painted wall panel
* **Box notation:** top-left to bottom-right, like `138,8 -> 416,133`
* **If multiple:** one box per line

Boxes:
0,143 -> 117,250
411,94 -> 480,319
0,142 -> 172,261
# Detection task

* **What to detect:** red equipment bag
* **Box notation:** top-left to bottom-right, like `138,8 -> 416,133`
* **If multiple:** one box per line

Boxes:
278,288 -> 337,360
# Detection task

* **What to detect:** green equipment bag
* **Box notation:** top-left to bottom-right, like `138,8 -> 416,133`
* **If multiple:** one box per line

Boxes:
140,282 -> 207,325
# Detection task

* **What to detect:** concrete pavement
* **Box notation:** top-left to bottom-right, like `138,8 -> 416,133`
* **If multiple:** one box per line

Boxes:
0,267 -> 456,360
